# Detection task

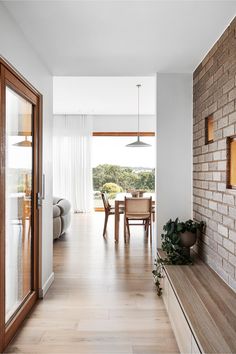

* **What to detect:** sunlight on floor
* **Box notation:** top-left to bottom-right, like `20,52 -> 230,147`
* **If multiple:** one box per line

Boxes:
6,213 -> 179,354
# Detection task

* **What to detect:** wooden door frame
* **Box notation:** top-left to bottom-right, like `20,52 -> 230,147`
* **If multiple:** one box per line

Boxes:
93,132 -> 155,137
92,132 -> 155,211
0,57 -> 42,353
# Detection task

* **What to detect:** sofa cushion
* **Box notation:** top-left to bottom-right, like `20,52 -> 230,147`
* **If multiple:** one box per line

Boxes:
53,205 -> 61,218
53,197 -> 62,205
57,199 -> 71,216
53,217 -> 61,240
53,196 -> 71,239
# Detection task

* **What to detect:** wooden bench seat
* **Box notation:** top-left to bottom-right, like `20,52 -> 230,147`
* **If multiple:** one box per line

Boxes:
158,249 -> 236,354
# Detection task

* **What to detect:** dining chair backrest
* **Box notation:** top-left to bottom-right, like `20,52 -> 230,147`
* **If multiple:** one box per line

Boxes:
125,197 -> 152,214
101,192 -> 111,212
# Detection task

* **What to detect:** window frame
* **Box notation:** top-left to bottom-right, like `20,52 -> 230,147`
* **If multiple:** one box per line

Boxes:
92,131 -> 155,211
93,132 -> 155,137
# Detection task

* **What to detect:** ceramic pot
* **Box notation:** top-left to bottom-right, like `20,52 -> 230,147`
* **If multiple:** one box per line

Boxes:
179,231 -> 197,257
179,231 -> 197,248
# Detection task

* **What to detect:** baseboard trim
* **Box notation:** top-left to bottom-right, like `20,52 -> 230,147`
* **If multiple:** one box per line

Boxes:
38,272 -> 54,298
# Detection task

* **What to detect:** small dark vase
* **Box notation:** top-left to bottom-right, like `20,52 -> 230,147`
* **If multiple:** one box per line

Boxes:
179,231 -> 197,257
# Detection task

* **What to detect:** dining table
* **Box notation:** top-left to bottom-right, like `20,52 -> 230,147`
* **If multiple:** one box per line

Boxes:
114,192 -> 156,242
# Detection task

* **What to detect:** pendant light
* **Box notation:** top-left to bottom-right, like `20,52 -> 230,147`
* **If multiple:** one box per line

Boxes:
13,136 -> 32,147
13,110 -> 32,147
126,84 -> 151,147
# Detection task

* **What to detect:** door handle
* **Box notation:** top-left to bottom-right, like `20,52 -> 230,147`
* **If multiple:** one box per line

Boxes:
37,174 -> 45,209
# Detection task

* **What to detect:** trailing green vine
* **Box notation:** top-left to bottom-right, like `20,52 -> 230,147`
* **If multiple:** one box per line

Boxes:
152,218 -> 205,296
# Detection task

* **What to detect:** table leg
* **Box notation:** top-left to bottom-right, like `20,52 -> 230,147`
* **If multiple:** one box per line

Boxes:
115,201 -> 120,242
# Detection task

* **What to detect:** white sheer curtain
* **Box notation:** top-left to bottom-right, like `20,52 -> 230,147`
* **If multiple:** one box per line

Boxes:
53,115 -> 93,212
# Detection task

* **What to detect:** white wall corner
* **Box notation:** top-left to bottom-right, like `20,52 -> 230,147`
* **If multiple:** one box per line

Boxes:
39,272 -> 54,298
156,72 -> 193,247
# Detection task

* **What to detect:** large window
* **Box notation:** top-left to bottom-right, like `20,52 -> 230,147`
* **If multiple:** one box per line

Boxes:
92,133 -> 155,209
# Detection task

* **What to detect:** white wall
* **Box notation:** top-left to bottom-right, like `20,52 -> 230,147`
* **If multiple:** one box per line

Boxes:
93,115 -> 155,132
0,3 -> 53,295
53,76 -> 156,115
54,114 -> 155,132
156,73 -> 192,245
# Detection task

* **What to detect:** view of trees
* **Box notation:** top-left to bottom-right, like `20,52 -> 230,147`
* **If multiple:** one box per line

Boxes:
101,182 -> 123,198
93,164 -> 155,193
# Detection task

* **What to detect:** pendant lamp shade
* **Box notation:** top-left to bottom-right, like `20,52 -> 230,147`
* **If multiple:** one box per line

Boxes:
13,136 -> 32,147
13,100 -> 32,147
126,84 -> 151,147
126,136 -> 151,148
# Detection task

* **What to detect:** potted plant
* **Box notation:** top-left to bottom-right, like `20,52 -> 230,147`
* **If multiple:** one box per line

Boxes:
152,218 -> 205,296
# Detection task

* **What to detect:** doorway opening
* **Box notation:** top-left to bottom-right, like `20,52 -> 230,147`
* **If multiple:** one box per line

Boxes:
52,76 -> 156,241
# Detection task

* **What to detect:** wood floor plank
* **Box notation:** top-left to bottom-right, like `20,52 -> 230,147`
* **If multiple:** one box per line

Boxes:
6,213 -> 179,354
6,343 -> 133,354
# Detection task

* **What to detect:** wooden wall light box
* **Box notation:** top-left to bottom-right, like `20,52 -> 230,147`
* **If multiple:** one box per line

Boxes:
205,115 -> 214,145
227,135 -> 236,189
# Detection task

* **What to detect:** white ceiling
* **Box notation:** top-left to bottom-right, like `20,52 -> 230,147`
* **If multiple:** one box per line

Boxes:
3,1 -> 236,76
53,76 -> 156,114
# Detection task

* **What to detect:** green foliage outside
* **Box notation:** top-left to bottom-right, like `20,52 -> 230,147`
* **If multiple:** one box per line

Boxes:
101,182 -> 123,198
93,164 -> 155,194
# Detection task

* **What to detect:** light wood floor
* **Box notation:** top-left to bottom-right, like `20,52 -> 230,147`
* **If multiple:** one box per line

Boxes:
6,213 -> 179,354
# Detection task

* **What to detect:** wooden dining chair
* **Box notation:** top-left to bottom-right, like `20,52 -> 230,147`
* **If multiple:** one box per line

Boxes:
124,197 -> 152,242
101,192 -> 124,237
152,205 -> 155,223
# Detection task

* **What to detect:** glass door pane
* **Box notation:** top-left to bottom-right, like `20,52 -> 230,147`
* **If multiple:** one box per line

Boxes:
5,87 -> 33,323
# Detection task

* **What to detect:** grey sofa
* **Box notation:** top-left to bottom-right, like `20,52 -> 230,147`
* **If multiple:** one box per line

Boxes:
53,197 -> 71,240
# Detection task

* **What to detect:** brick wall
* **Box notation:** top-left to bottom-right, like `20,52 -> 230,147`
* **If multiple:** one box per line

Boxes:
193,17 -> 236,290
